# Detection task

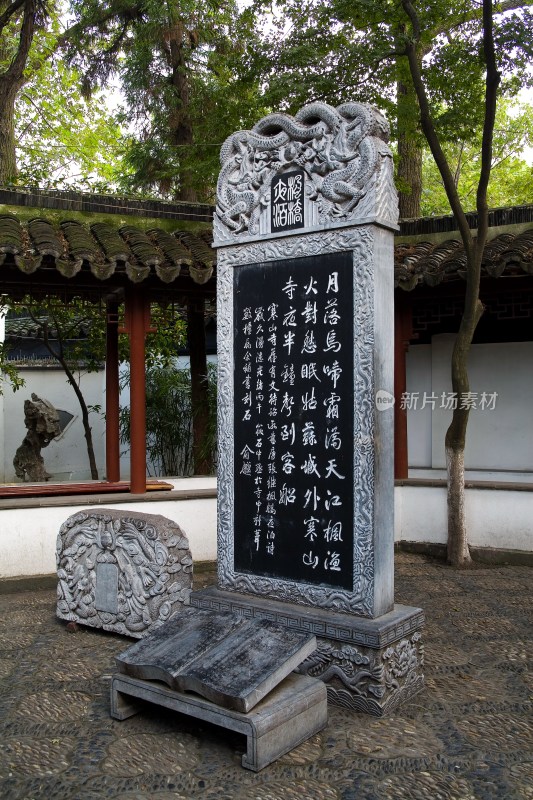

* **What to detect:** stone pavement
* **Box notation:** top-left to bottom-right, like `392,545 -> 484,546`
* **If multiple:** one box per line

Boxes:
0,553 -> 531,800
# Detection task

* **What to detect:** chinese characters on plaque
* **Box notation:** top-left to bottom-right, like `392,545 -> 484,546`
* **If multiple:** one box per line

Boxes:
234,253 -> 354,589
271,170 -> 305,233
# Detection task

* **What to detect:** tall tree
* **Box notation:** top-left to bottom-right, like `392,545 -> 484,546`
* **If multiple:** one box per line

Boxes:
252,0 -> 533,563
401,0 -> 499,565
249,0 -> 533,217
63,0 -> 264,202
0,0 -> 49,183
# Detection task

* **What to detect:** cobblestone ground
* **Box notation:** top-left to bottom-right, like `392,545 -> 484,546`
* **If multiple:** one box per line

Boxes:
0,553 -> 531,800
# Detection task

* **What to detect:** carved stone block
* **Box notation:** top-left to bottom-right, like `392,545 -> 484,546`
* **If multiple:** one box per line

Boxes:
56,509 -> 192,637
299,630 -> 424,717
214,101 -> 398,245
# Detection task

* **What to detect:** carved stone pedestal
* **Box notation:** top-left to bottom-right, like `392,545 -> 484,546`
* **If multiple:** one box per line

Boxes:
191,588 -> 424,717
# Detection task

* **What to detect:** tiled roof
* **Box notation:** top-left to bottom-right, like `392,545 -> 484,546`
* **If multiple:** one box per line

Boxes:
0,214 -> 215,285
395,229 -> 533,291
2,205 -> 532,295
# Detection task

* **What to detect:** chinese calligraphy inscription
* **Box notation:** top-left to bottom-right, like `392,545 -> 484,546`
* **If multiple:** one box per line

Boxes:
271,170 -> 305,233
234,252 -> 353,590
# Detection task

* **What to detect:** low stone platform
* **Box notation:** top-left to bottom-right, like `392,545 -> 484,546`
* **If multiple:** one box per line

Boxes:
111,672 -> 328,772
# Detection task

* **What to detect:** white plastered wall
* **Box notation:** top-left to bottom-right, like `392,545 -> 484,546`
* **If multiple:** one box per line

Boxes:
0,477 -> 217,579
2,368 -> 106,483
395,484 -> 533,552
406,337 -> 533,478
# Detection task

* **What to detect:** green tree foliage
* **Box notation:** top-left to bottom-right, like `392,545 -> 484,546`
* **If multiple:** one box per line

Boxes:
16,56 -> 125,190
63,0 -> 265,202
119,364 -> 217,477
0,0 -> 126,189
248,0 -> 533,216
0,0 -> 50,182
421,100 -> 533,215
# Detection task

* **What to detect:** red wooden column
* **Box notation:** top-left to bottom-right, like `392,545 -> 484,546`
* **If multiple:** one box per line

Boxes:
124,286 -> 151,493
394,293 -> 413,480
105,298 -> 121,482
187,296 -> 211,474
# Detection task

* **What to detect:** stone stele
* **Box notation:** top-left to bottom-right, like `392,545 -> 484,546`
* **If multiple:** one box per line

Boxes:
56,509 -> 192,637
194,100 -> 425,716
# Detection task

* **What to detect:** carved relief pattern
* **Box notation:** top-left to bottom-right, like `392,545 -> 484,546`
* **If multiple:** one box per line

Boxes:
214,101 -> 398,244
298,632 -> 424,716
351,231 -> 375,615
56,511 -> 192,638
216,227 -> 377,616
216,257 -> 235,587
218,228 -> 372,268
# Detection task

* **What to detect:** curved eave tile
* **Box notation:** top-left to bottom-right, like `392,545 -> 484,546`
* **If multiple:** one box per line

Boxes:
395,228 -> 533,290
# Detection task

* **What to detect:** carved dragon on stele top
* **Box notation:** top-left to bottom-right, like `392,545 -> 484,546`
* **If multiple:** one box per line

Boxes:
214,101 -> 397,243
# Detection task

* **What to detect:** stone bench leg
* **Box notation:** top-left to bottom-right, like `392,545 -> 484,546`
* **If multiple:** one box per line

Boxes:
110,673 -> 327,771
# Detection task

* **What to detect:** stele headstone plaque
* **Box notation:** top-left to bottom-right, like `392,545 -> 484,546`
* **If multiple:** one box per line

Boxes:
192,101 -> 424,716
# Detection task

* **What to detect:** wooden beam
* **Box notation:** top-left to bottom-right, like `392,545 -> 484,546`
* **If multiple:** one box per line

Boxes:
125,287 -> 149,493
187,296 -> 211,475
394,295 -> 413,480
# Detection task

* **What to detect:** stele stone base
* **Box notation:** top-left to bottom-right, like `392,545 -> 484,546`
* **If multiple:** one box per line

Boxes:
56,508 -> 193,638
111,671 -> 328,771
191,588 -> 424,717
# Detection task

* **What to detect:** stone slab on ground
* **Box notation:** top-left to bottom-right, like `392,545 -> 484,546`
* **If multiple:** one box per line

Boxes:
110,671 -> 328,772
56,508 -> 192,638
115,606 -> 317,713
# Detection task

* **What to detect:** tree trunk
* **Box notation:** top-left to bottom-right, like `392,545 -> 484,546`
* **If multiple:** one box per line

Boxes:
397,128 -> 422,219
444,294 -> 484,566
60,361 -> 100,481
401,0 -> 498,567
0,80 -> 20,184
0,0 -> 38,183
37,317 -> 100,480
445,446 -> 470,564
169,24 -> 198,203
396,78 -> 422,219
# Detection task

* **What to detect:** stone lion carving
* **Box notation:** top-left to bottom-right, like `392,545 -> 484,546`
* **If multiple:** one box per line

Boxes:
13,393 -> 61,482
214,101 -> 397,242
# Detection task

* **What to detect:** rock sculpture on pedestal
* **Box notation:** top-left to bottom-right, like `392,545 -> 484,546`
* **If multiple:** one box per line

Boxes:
13,393 -> 61,482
